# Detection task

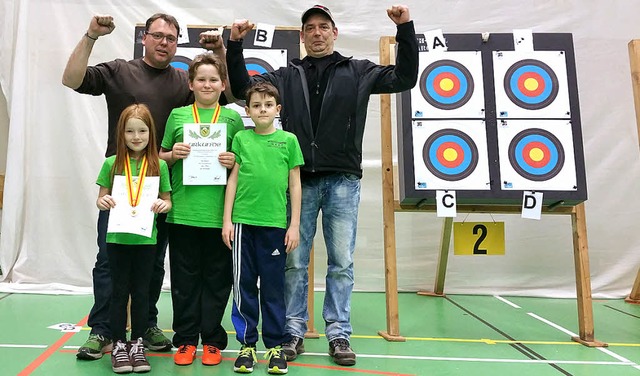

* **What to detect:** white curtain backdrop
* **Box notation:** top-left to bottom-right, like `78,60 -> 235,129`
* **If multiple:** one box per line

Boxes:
1,0 -> 639,298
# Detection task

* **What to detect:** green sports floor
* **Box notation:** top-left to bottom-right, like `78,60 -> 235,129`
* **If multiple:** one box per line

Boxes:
1,291 -> 639,375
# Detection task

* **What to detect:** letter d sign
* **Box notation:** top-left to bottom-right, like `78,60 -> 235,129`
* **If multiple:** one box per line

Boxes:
521,191 -> 543,220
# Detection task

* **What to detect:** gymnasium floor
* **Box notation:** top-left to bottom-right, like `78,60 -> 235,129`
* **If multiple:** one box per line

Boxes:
1,291 -> 639,375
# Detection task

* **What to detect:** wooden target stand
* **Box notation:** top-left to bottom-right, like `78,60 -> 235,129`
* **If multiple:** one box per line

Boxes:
624,40 -> 640,305
377,36 -> 605,347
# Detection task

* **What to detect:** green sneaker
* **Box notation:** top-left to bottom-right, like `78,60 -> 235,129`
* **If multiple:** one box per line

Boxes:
143,326 -> 172,351
76,333 -> 113,360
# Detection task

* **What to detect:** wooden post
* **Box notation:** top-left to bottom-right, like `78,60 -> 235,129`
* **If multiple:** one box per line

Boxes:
570,204 -> 606,347
377,36 -> 405,342
305,245 -> 320,338
625,40 -> 640,303
0,174 -> 4,209
417,217 -> 452,297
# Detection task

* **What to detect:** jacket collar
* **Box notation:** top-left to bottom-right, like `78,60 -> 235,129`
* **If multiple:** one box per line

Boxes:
291,51 -> 351,67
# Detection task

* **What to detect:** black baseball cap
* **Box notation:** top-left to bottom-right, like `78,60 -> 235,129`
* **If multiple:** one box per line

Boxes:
301,5 -> 335,25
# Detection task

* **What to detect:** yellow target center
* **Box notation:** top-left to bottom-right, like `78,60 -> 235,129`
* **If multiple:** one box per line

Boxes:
524,78 -> 539,92
529,148 -> 544,162
443,148 -> 458,162
440,78 -> 455,92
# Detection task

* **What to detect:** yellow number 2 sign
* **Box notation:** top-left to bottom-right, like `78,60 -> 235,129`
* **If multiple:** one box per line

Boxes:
453,222 -> 505,255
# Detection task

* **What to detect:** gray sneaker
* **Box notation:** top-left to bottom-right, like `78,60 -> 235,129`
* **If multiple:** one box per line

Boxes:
281,337 -> 305,361
76,333 -> 113,360
329,338 -> 356,366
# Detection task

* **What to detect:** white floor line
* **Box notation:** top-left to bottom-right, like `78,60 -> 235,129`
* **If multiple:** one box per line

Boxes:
59,345 -> 635,367
0,344 -> 48,348
494,295 -> 521,309
528,312 -> 640,371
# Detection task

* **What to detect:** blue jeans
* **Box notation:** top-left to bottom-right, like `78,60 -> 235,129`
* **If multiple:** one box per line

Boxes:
285,173 -> 361,341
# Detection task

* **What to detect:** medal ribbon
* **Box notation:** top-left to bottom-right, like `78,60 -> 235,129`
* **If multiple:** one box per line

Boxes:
124,153 -> 148,208
191,103 -> 221,124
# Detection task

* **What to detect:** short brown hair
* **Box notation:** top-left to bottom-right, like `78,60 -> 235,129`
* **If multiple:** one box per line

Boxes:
145,13 -> 180,38
245,82 -> 280,105
188,53 -> 227,82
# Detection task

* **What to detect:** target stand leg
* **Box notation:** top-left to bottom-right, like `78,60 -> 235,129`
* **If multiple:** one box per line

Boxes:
624,268 -> 640,304
304,245 -> 320,339
418,217 -> 453,298
377,330 -> 406,342
571,336 -> 608,347
571,204 -> 607,347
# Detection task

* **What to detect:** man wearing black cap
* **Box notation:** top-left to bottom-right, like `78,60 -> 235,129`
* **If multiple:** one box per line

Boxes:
226,4 -> 418,367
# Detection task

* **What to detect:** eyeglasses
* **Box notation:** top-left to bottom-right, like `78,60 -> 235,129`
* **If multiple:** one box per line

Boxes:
145,31 -> 178,44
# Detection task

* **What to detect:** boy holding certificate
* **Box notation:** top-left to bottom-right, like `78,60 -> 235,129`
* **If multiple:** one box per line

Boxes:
222,82 -> 304,374
159,53 -> 244,367
96,103 -> 172,373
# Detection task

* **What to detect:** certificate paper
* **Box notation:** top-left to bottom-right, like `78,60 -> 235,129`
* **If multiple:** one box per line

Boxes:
107,176 -> 159,238
183,123 -> 227,185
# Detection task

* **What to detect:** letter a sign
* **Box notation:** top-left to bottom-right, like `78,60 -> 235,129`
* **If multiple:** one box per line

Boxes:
424,29 -> 447,52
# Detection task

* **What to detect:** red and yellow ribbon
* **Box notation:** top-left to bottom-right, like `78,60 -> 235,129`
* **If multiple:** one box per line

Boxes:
192,103 -> 221,123
124,153 -> 148,211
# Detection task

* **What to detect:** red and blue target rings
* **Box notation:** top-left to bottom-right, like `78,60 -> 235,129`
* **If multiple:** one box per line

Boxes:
423,129 -> 478,181
420,60 -> 474,110
503,59 -> 559,110
508,128 -> 564,181
245,57 -> 274,76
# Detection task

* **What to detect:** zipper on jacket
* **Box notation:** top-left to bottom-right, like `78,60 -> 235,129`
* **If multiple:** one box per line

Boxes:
310,141 -> 318,172
343,118 -> 351,151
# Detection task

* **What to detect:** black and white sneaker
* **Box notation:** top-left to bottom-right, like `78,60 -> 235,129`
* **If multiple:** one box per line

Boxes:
111,340 -> 133,373
129,337 -> 151,373
233,345 -> 257,373
265,347 -> 288,374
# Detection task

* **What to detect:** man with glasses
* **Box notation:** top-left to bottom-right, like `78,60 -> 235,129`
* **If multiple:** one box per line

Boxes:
62,13 -> 230,360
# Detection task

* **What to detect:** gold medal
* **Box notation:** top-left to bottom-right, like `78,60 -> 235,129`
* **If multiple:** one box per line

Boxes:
131,209 -> 138,217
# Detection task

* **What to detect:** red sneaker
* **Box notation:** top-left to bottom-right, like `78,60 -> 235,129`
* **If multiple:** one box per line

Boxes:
202,345 -> 222,365
174,344 -> 197,365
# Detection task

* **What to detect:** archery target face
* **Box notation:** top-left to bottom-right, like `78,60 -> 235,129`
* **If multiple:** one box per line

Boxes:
498,120 -> 577,190
411,51 -> 485,119
227,49 -> 288,128
412,120 -> 490,190
168,47 -> 208,71
493,51 -> 570,118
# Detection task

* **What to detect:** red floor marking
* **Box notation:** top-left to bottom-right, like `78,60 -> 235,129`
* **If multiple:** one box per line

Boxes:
18,315 -> 89,376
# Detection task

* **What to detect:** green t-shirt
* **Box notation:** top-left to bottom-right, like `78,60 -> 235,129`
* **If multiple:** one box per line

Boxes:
231,129 -> 304,229
161,104 -> 244,228
96,155 -> 171,245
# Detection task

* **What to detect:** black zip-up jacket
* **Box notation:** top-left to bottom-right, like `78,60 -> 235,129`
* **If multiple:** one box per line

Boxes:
226,21 -> 418,178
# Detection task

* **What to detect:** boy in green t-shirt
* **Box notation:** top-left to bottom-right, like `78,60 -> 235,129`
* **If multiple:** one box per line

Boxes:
159,53 -> 244,367
222,82 -> 304,374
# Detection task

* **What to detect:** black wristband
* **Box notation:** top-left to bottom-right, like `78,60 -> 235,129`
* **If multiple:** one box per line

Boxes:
85,32 -> 98,41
